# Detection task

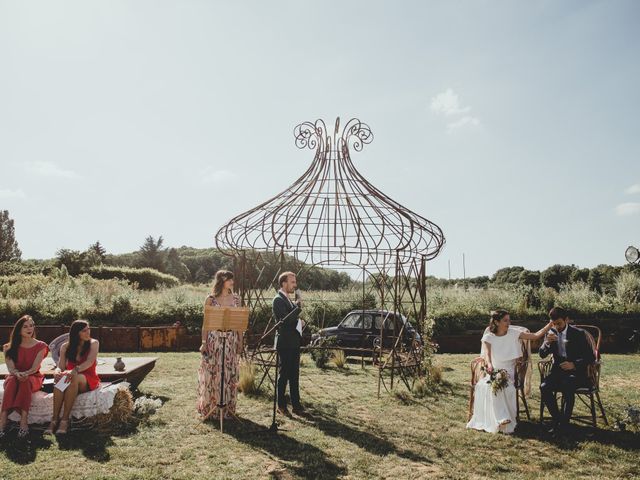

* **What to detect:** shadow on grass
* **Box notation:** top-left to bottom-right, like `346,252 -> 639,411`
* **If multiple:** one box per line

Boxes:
56,431 -> 116,462
515,421 -> 640,451
223,417 -> 347,479
301,403 -> 436,465
0,428 -> 122,464
0,417 -> 143,465
0,431 -> 53,464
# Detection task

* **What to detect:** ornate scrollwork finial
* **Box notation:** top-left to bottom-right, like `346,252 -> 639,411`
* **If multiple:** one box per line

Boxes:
341,118 -> 373,153
294,119 -> 328,151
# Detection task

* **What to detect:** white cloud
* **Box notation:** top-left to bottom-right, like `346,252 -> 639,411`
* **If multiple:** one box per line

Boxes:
615,202 -> 640,216
201,168 -> 236,184
430,88 -> 471,116
25,161 -> 80,178
625,183 -> 640,194
0,188 -> 26,199
446,115 -> 481,133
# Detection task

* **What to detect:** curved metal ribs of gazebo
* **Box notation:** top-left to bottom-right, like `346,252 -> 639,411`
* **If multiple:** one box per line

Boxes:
215,118 -> 445,268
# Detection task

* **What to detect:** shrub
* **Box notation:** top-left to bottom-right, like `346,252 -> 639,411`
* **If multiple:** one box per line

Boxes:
615,272 -> 640,306
332,349 -> 347,369
310,336 -> 337,368
88,266 -> 180,290
238,361 -> 260,396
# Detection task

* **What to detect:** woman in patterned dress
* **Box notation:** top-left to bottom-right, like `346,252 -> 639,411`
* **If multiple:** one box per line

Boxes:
197,270 -> 243,420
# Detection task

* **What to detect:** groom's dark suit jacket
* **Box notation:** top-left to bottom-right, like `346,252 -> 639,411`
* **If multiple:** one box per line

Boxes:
539,324 -> 595,378
273,291 -> 301,349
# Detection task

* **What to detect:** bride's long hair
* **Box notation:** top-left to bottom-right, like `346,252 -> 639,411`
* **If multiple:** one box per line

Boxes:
488,309 -> 509,334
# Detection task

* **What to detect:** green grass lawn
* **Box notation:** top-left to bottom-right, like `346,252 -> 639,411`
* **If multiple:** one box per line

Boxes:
1,353 -> 639,479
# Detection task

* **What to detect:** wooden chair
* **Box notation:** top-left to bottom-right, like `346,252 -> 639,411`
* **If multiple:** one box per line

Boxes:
468,338 -> 531,422
538,325 -> 608,427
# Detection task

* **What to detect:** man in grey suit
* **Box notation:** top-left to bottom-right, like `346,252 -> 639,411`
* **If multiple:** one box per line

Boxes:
273,271 -> 305,416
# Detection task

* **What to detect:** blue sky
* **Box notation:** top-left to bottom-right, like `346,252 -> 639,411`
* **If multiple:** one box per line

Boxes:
1,0 -> 639,278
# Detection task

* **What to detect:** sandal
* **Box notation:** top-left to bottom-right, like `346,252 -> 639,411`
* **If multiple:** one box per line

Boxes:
56,419 -> 69,435
0,429 -> 6,439
17,427 -> 29,439
44,420 -> 58,435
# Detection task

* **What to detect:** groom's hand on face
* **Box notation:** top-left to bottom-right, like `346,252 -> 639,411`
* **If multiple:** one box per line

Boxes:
560,361 -> 575,371
546,332 -> 558,343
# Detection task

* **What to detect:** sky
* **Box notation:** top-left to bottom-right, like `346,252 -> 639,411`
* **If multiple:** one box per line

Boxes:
1,0 -> 639,279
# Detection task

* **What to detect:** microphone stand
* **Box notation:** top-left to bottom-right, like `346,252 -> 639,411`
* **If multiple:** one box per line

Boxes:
217,332 -> 228,433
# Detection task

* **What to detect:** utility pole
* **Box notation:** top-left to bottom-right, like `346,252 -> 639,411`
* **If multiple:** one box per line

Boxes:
463,253 -> 466,280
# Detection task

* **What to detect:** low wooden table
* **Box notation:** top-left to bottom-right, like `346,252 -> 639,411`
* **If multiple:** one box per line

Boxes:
0,357 -> 158,390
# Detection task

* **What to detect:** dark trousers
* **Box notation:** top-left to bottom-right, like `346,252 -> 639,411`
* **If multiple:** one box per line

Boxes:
540,369 -> 584,426
277,347 -> 301,409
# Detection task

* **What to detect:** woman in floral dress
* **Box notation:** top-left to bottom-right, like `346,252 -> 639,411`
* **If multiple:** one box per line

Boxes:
197,270 -> 243,420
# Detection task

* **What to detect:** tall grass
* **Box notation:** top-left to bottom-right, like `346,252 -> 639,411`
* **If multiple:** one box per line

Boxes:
1,273 -> 639,333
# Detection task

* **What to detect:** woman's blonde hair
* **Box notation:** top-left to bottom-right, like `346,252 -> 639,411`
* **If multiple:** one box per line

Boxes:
212,270 -> 234,297
488,309 -> 509,334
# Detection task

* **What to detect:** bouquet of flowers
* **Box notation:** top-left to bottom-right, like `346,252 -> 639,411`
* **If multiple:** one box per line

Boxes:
481,366 -> 509,395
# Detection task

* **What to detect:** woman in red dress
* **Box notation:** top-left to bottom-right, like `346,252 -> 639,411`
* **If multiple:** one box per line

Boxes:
45,319 -> 100,435
1,315 -> 49,439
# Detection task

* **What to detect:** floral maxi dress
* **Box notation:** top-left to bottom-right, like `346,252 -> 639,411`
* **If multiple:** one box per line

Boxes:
197,295 -> 241,419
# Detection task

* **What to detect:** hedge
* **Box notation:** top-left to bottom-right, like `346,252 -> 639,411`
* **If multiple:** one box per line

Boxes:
87,266 -> 180,290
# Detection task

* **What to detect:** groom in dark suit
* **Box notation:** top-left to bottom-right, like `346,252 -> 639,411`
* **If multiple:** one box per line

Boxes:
273,271 -> 305,416
539,307 -> 595,434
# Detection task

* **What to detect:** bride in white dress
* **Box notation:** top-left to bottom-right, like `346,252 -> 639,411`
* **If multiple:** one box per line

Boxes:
467,310 -> 553,434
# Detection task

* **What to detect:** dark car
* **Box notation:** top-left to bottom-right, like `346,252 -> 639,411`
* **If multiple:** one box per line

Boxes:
311,309 -> 422,355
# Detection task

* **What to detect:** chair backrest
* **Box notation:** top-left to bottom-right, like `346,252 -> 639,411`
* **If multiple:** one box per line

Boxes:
470,357 -> 486,387
49,333 -> 69,365
574,324 -> 601,354
573,325 -> 601,387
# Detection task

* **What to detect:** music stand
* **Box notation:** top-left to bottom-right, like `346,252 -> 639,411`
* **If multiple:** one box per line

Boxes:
202,305 -> 249,432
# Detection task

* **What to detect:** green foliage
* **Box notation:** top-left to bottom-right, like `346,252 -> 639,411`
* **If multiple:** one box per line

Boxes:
615,271 -> 640,306
165,248 -> 191,281
88,241 -> 107,261
138,236 -> 166,271
55,248 -> 102,276
310,336 -> 337,368
0,210 -> 21,262
88,265 -> 180,290
493,266 -> 525,284
0,259 -> 55,276
518,270 -> 540,288
540,264 -> 575,291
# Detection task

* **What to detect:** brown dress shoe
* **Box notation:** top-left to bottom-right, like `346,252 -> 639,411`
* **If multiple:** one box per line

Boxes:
277,407 -> 292,417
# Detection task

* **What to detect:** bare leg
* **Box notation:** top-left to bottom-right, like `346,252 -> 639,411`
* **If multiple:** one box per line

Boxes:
0,411 -> 8,430
46,384 -> 66,434
52,386 -> 65,421
19,410 -> 29,430
61,375 -> 88,422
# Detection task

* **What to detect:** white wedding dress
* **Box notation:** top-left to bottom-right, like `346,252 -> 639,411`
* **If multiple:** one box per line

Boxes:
466,326 -> 522,434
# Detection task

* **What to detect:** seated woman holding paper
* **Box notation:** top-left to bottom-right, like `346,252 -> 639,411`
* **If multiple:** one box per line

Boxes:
45,319 -> 100,435
1,315 -> 49,439
197,270 -> 243,420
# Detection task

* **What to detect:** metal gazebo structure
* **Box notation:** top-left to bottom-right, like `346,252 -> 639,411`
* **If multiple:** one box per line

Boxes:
214,117 -> 445,394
